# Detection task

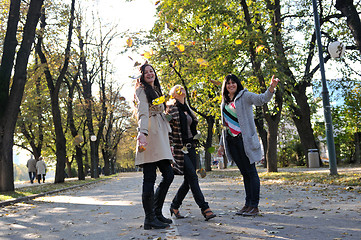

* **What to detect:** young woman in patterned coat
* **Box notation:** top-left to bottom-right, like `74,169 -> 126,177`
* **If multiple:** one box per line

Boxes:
166,85 -> 216,221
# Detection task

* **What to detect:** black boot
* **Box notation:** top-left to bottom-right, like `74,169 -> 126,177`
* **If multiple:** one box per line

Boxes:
142,193 -> 169,230
154,186 -> 172,224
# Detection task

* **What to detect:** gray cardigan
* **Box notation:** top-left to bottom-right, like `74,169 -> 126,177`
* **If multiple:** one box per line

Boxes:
220,88 -> 274,164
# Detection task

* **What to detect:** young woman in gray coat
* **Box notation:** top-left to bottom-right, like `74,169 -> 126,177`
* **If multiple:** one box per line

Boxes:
134,63 -> 174,230
217,74 -> 279,216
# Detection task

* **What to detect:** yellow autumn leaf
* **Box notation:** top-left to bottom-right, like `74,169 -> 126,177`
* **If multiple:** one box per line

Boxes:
235,39 -> 243,45
223,22 -> 230,29
203,6 -> 210,11
178,8 -> 183,14
197,58 -> 209,67
222,60 -> 228,65
176,86 -> 182,95
177,44 -> 185,52
256,45 -> 265,53
209,79 -> 222,86
155,0 -> 160,5
126,38 -> 133,47
143,52 -> 151,59
170,41 -> 175,45
152,96 -> 165,105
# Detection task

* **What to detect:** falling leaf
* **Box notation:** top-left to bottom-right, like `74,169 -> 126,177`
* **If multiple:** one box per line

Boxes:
143,51 -> 151,59
133,61 -> 141,67
222,60 -> 227,65
235,39 -> 243,45
129,74 -> 141,79
177,44 -> 185,52
223,22 -> 230,29
178,8 -> 183,14
176,86 -> 182,95
126,38 -> 133,47
152,95 -> 165,105
256,45 -> 265,53
166,21 -> 174,30
155,0 -> 160,5
170,41 -> 175,46
191,90 -> 197,99
138,145 -> 146,152
196,58 -> 209,67
203,6 -> 210,11
209,79 -> 222,86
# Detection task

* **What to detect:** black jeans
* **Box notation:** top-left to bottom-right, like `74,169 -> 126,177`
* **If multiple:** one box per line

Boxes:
142,159 -> 174,201
28,172 -> 36,182
171,147 -> 209,211
226,134 -> 260,208
37,174 -> 45,183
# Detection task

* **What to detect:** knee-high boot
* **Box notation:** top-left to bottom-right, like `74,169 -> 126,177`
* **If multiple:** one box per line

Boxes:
142,192 -> 169,230
154,185 -> 173,224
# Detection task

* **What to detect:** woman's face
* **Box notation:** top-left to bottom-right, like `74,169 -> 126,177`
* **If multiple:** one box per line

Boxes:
175,86 -> 186,98
226,80 -> 237,95
143,66 -> 155,86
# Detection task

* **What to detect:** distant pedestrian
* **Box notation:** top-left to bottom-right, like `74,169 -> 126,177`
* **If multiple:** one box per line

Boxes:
26,156 -> 37,184
36,157 -> 47,184
217,74 -> 279,216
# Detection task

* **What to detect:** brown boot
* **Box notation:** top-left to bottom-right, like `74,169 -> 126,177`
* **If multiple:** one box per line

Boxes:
235,206 -> 250,215
242,207 -> 259,216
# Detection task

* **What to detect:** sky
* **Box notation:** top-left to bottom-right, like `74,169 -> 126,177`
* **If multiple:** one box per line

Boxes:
14,0 -> 158,165
83,0 -> 158,102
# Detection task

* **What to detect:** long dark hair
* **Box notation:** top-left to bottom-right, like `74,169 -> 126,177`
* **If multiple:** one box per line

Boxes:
221,74 -> 244,104
137,64 -> 163,103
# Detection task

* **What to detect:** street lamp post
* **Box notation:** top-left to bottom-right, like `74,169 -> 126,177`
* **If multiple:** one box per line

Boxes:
312,0 -> 338,175
90,135 -> 98,178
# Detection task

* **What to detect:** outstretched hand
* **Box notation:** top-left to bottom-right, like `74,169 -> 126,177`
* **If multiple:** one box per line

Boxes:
269,75 -> 280,93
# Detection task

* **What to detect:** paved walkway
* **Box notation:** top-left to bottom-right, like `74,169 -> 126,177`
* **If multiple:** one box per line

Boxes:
1,168 -> 360,240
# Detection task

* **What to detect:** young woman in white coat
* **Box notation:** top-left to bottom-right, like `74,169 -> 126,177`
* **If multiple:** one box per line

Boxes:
134,63 -> 174,230
217,74 -> 279,216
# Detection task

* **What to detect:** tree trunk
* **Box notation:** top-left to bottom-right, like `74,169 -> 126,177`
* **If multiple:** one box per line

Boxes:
255,106 -> 268,168
266,117 -> 279,172
291,84 -> 320,166
241,0 -> 283,173
355,132 -> 361,164
335,0 -> 361,53
204,116 -> 214,171
36,0 -> 75,183
102,148 -> 111,176
0,0 -> 20,113
66,158 -> 72,178
78,31 -> 99,178
0,0 -> 43,192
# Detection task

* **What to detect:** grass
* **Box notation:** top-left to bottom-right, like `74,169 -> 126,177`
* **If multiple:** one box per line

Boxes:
208,167 -> 361,187
0,175 -> 114,202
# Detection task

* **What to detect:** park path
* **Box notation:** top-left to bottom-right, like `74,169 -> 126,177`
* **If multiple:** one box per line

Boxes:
1,168 -> 361,240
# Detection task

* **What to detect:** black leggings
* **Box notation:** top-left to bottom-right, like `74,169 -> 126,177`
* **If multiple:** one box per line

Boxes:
142,160 -> 174,195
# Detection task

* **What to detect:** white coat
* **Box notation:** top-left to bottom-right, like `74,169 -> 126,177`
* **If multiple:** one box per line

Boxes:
36,160 -> 47,175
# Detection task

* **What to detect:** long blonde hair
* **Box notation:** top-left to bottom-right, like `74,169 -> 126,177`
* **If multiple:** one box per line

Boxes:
167,85 -> 197,120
